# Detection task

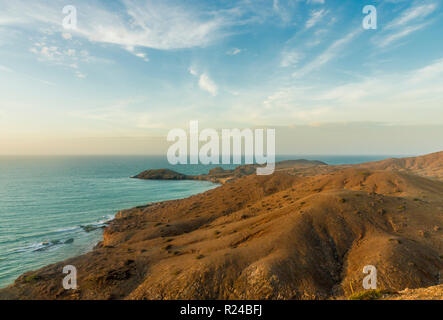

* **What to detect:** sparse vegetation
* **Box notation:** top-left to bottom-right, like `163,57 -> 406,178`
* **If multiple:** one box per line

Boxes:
360,171 -> 371,177
349,289 -> 392,300
23,274 -> 41,283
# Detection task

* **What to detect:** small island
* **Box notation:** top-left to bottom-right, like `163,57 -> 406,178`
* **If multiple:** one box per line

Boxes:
133,160 -> 328,184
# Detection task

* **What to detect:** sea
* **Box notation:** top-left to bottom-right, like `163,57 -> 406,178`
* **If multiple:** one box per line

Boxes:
0,155 -> 401,288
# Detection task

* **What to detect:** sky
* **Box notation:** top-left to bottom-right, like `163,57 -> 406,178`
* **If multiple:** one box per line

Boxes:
0,0 -> 442,155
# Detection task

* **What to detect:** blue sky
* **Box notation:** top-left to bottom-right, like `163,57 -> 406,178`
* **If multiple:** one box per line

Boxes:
0,0 -> 442,154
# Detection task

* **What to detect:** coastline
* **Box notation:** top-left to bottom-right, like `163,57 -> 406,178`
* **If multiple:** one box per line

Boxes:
0,161 -> 302,293
1,153 -> 442,300
0,171 -> 220,290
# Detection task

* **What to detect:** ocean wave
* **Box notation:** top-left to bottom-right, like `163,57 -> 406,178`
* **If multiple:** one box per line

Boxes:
13,238 -> 75,253
80,215 -> 114,233
10,215 -> 114,254
54,226 -> 81,233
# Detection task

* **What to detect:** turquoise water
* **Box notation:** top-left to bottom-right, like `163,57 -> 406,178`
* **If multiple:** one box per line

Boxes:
0,156 -> 221,288
0,155 -> 399,288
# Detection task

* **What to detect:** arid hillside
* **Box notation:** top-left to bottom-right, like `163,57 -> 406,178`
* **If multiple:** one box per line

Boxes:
383,284 -> 443,300
1,153 -> 442,300
358,151 -> 443,181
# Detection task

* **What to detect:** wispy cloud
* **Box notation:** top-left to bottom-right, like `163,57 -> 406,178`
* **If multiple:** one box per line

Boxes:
95,0 -> 228,50
258,57 -> 443,125
135,52 -> 149,62
272,0 -> 296,24
61,33 -> 72,40
75,71 -> 86,79
0,0 -> 237,50
125,45 -> 150,62
1,0 -> 442,140
378,23 -> 429,48
294,29 -> 361,77
280,49 -> 303,67
189,66 -> 199,77
386,3 -> 438,29
0,65 -> 13,72
315,58 -> 443,107
198,73 -> 218,96
28,41 -> 89,78
227,48 -> 242,55
408,58 -> 443,84
305,9 -> 327,29
376,2 -> 438,48
189,67 -> 218,96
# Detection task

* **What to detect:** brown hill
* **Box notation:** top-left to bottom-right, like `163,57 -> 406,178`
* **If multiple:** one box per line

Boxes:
0,153 -> 442,300
358,151 -> 443,180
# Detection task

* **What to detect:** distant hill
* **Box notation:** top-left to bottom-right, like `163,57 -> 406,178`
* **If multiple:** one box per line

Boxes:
133,159 -> 327,184
359,151 -> 443,180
